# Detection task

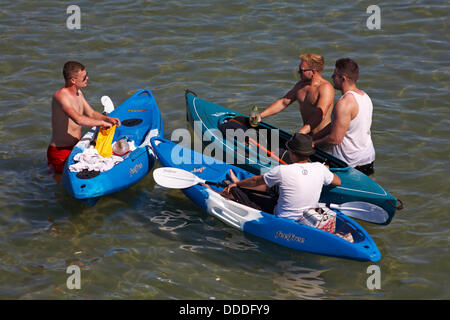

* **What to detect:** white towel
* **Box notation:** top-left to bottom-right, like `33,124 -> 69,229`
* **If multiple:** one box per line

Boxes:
69,147 -> 124,173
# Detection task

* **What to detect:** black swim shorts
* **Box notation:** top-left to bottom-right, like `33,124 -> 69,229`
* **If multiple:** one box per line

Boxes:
355,161 -> 375,176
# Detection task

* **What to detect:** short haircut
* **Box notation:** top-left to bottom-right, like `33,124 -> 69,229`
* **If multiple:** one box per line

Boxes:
299,53 -> 325,72
63,61 -> 85,80
335,58 -> 359,83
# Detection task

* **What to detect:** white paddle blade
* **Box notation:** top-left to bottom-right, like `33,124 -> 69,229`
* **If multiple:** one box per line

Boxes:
101,96 -> 115,114
330,201 -> 389,224
153,167 -> 205,189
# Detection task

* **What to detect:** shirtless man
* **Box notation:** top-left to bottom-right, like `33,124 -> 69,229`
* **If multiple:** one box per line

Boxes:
251,53 -> 335,138
47,61 -> 120,174
312,58 -> 375,177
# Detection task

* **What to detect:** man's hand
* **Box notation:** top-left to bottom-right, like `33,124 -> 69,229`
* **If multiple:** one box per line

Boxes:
298,125 -> 311,135
107,116 -> 121,127
223,183 -> 237,196
249,113 -> 261,125
100,121 -> 113,130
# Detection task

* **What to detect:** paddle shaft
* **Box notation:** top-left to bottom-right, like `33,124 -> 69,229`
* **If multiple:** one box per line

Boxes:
248,137 -> 288,165
227,118 -> 288,165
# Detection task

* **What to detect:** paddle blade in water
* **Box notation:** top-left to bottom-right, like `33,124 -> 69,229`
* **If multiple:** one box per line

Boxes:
153,167 -> 205,189
330,201 -> 389,224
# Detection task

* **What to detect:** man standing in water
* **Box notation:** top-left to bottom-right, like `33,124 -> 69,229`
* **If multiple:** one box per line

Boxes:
313,58 -> 375,177
47,61 -> 120,174
251,53 -> 335,138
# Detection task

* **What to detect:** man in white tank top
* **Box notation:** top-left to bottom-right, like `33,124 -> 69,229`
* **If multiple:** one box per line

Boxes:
312,58 -> 375,177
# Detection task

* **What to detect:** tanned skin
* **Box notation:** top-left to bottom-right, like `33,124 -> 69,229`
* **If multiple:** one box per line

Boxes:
50,68 -> 120,148
252,60 -> 335,135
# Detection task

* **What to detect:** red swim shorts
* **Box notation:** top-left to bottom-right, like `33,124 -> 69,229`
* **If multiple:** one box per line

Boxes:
47,145 -> 74,174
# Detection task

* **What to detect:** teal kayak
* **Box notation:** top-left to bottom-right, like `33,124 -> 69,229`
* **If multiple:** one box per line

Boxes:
185,90 -> 400,225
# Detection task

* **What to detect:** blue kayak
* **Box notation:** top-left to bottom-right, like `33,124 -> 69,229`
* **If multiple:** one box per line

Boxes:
185,90 -> 400,225
62,89 -> 163,205
151,137 -> 381,262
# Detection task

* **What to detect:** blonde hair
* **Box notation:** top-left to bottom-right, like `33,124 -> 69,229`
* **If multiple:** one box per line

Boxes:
299,53 -> 325,72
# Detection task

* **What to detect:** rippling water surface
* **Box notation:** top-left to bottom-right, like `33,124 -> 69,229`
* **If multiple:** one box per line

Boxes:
0,0 -> 448,299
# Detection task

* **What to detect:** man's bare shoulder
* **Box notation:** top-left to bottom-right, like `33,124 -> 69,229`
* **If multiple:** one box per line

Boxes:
53,87 -> 71,103
319,79 -> 334,92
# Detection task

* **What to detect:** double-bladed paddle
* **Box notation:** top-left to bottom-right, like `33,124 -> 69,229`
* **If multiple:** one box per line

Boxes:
152,167 -> 390,224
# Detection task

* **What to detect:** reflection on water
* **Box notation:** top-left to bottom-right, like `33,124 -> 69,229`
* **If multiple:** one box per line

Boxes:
150,209 -> 191,233
272,261 -> 328,300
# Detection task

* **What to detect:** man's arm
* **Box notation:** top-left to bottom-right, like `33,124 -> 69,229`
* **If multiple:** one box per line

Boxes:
81,94 -> 121,126
223,174 -> 267,195
256,84 -> 299,122
330,173 -> 341,186
56,93 -> 112,128
313,95 -> 355,147
260,97 -> 291,120
311,122 -> 331,140
298,83 -> 334,134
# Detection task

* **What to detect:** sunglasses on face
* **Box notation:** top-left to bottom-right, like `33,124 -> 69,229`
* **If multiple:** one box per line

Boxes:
298,68 -> 314,74
82,72 -> 88,81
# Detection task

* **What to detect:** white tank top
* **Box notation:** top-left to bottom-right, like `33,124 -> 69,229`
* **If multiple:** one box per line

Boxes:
332,90 -> 375,167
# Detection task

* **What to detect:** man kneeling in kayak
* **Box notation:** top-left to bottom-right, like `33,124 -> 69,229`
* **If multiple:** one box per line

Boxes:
222,133 -> 341,220
48,61 -> 120,174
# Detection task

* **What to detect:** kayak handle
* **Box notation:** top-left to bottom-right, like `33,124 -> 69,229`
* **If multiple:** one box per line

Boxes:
185,89 -> 198,97
388,198 -> 404,210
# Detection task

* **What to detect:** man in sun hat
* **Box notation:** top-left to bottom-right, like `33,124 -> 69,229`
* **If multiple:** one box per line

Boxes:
223,133 -> 341,219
